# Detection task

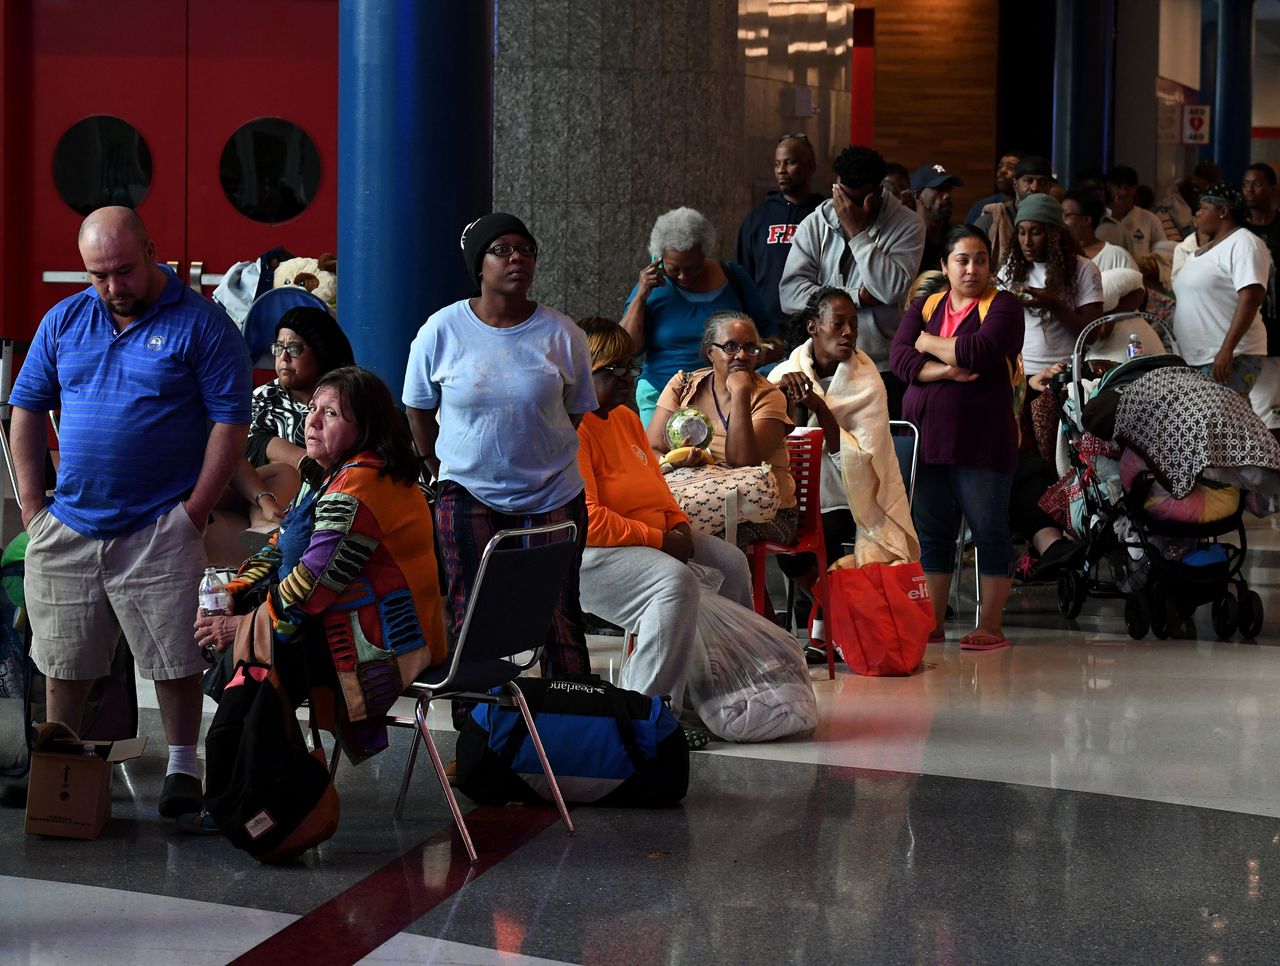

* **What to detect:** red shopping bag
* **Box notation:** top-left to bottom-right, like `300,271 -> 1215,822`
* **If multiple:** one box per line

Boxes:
826,562 -> 932,676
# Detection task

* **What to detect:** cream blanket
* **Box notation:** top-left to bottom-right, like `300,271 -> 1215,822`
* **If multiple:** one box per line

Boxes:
771,343 -> 920,565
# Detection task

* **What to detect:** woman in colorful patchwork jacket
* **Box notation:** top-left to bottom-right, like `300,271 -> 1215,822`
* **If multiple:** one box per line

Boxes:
195,365 -> 447,761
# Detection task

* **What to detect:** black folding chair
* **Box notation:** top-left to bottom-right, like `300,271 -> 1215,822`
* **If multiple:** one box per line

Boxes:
391,521 -> 577,863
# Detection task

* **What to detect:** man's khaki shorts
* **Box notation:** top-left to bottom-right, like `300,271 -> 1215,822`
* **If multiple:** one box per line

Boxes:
25,503 -> 207,681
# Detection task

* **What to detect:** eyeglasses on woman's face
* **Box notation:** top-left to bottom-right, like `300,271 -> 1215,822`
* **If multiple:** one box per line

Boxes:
486,242 -> 538,259
269,342 -> 307,358
594,363 -> 641,381
711,341 -> 762,358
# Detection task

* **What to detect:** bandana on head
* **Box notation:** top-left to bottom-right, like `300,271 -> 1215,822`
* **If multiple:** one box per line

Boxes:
1200,182 -> 1247,217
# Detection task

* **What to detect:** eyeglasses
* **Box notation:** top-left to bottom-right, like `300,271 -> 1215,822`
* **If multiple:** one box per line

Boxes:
711,341 -> 762,358
269,342 -> 307,358
594,363 -> 641,380
778,132 -> 810,142
486,242 -> 538,259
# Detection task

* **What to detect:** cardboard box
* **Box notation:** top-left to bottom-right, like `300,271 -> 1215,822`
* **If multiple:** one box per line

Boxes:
24,722 -> 147,840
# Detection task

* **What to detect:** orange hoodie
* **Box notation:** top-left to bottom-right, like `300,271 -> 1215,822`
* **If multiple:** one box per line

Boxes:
577,407 -> 689,548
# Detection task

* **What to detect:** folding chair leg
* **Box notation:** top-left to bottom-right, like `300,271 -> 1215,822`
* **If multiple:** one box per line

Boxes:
393,726 -> 422,820
414,694 -> 478,863
506,682 -> 574,837
328,743 -> 341,780
812,574 -> 835,680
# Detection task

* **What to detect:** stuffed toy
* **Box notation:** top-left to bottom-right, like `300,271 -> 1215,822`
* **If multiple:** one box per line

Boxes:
273,253 -> 336,308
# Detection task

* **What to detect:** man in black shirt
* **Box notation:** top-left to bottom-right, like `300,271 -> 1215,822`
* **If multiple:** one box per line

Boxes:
737,134 -> 825,339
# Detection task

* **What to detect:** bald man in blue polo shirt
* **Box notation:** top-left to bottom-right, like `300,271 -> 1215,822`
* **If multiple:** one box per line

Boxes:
9,206 -> 251,821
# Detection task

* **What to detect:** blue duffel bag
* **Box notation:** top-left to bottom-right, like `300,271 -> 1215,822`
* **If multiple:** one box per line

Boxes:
455,674 -> 689,807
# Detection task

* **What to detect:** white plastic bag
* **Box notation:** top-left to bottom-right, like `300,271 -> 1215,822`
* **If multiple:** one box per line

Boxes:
686,565 -> 817,742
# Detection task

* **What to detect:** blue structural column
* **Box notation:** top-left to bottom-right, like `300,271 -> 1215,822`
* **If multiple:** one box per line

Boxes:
1052,0 -> 1115,186
1214,0 -> 1255,182
338,1 -> 493,402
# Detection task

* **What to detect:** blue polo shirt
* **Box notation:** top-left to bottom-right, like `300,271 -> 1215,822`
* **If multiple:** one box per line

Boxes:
10,266 -> 252,538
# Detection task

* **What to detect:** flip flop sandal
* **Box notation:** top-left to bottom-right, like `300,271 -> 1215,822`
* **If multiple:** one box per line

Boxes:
174,810 -> 223,835
960,631 -> 1010,651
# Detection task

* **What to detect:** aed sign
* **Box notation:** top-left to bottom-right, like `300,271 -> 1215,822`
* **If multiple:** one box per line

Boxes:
1182,105 -> 1211,145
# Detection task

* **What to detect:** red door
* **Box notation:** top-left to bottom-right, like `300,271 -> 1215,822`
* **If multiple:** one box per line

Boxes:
0,0 -> 338,347
186,0 -> 338,293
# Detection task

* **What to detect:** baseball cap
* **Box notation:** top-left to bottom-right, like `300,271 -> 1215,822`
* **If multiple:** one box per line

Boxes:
910,163 -> 963,192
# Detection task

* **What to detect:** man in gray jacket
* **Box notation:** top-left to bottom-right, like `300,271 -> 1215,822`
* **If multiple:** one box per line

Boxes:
779,145 -> 925,417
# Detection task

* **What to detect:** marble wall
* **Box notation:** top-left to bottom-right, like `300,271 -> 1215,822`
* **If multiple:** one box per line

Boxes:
492,0 -> 852,319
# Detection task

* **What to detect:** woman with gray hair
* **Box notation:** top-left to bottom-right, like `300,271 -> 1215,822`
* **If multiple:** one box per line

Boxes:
623,206 -> 774,425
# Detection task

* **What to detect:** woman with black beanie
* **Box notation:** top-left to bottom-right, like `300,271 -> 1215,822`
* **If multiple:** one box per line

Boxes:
404,212 -> 598,680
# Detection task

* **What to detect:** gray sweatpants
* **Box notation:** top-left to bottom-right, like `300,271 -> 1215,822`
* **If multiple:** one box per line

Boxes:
580,532 -> 752,715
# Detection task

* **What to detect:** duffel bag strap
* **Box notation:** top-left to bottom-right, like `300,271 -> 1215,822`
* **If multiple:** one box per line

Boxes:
605,688 -> 647,772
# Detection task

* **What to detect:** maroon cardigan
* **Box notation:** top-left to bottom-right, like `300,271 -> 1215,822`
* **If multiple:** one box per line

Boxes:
889,288 -> 1025,475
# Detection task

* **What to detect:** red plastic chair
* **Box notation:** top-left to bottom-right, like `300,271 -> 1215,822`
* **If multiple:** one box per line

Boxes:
746,428 -> 835,679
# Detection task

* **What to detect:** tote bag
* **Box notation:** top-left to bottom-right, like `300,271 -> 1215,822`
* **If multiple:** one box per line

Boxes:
826,562 -> 932,676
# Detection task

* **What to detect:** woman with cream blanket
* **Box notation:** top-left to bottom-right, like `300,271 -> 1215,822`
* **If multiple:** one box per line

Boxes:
770,287 -> 919,597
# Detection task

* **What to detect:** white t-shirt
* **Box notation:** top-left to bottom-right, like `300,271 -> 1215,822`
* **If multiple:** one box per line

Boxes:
999,255 -> 1103,372
402,299 -> 598,513
1091,242 -> 1138,273
1098,207 -> 1168,259
1172,228 -> 1271,365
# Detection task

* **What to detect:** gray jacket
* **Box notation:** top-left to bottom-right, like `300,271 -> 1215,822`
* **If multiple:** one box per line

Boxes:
779,193 -> 925,369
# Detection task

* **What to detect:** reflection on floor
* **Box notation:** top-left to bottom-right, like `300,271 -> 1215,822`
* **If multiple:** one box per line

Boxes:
3,518 -> 1280,963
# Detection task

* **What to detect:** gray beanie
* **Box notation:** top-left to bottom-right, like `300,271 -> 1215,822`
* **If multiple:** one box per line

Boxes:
1015,194 -> 1066,230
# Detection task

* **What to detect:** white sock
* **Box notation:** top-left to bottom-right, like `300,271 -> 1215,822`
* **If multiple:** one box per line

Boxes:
166,744 -> 199,778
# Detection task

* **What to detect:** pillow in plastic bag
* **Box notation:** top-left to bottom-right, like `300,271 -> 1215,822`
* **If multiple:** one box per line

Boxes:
686,565 -> 817,742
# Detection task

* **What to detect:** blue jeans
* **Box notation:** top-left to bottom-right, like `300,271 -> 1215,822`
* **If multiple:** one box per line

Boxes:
912,463 -> 1014,577
1193,355 -> 1263,398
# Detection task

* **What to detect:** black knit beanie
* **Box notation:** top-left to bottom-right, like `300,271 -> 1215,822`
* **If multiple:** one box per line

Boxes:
275,306 -> 355,375
460,212 -> 537,280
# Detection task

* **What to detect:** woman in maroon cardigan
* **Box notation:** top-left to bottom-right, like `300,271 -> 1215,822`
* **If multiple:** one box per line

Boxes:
889,225 -> 1025,650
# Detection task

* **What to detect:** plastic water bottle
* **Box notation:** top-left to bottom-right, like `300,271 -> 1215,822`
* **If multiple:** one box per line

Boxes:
198,567 -> 230,617
198,568 -> 230,664
1126,333 -> 1144,359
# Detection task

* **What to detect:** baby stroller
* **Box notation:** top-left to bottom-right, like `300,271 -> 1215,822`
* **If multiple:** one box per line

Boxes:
1048,313 -> 1266,641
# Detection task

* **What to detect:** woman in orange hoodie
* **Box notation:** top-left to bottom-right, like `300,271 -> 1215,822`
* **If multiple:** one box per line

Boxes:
575,317 -> 751,716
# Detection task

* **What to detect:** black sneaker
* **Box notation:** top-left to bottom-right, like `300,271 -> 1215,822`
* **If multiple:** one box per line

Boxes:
158,773 -> 203,818
805,645 -> 830,666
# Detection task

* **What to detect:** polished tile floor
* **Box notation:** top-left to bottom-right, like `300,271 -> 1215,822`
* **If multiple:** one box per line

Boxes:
3,519 -> 1280,963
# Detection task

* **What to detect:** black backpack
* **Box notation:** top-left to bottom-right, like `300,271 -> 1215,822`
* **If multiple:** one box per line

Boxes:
204,659 -> 339,863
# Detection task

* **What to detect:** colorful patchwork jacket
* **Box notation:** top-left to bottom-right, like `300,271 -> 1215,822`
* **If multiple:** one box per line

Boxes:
227,453 -> 447,760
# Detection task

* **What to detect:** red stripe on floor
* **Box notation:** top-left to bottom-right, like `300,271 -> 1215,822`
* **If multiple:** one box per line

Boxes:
230,806 -> 564,966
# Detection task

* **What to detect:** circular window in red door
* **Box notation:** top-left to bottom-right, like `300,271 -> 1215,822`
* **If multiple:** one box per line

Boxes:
219,117 -> 322,224
52,115 -> 153,216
